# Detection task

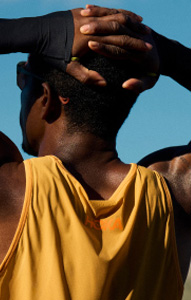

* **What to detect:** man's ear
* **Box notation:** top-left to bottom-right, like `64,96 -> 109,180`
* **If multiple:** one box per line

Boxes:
41,82 -> 60,122
58,96 -> 70,105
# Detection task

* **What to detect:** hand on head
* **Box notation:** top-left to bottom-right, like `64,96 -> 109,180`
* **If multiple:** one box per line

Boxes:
66,5 -> 159,93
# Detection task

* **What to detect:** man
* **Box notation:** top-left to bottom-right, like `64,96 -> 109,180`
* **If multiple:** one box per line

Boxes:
1,51 -> 182,300
0,5 -> 190,300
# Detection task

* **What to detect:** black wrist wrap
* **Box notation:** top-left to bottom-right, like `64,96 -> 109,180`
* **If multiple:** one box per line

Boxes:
152,30 -> 191,91
0,10 -> 74,71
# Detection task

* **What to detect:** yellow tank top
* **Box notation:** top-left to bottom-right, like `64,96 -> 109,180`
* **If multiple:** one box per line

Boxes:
0,156 -> 183,299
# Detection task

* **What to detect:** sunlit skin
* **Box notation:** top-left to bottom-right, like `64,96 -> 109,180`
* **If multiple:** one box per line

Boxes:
20,63 -> 132,195
0,6 -> 190,290
1,57 -> 191,284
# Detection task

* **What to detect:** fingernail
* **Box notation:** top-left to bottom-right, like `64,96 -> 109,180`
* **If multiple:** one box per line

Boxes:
80,24 -> 90,33
86,4 -> 94,8
145,42 -> 153,50
81,8 -> 91,16
97,80 -> 107,87
122,82 -> 129,89
122,82 -> 136,89
122,82 -> 141,94
89,41 -> 99,48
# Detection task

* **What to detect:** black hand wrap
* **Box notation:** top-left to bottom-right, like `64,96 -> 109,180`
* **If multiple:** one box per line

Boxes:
0,10 -> 74,71
152,30 -> 191,91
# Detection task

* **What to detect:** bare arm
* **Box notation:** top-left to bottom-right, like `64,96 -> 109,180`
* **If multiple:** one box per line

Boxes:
138,144 -> 191,215
138,143 -> 191,167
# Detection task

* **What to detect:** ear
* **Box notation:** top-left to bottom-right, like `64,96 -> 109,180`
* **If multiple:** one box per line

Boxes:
58,96 -> 70,105
41,82 -> 60,122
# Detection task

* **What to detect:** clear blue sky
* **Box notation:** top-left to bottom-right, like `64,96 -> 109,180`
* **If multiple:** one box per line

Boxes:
0,0 -> 191,162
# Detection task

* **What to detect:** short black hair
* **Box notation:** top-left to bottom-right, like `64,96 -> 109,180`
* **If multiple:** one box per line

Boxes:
28,52 -> 143,140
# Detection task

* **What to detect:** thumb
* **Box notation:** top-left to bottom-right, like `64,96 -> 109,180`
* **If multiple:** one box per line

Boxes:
66,61 -> 107,86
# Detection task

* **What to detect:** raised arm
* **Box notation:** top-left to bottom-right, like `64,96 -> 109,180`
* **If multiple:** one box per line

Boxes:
138,143 -> 191,167
0,11 -> 73,70
0,8 -> 151,88
0,7 -> 150,164
138,142 -> 191,215
152,31 -> 191,91
122,31 -> 191,92
80,5 -> 191,93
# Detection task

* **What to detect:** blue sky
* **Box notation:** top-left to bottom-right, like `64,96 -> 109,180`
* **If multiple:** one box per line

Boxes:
0,0 -> 191,162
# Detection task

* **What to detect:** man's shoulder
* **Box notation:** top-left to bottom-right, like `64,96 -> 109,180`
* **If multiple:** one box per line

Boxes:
139,144 -> 191,215
138,144 -> 191,167
0,132 -> 25,219
0,131 -> 23,166
0,161 -> 25,211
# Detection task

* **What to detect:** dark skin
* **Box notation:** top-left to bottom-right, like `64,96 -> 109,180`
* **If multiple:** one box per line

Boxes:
1,80 -> 191,283
0,80 -> 132,265
0,6 -> 152,266
138,144 -> 191,282
0,5 -> 190,287
69,6 -> 158,91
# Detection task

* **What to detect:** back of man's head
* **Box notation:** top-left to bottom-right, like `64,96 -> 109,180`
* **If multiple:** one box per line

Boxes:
28,52 -> 144,140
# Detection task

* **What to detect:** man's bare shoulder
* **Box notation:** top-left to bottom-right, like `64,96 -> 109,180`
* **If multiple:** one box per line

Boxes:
0,131 -> 23,165
0,132 -> 25,218
138,143 -> 191,215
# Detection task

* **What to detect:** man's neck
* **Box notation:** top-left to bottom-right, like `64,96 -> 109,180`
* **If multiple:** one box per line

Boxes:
37,130 -> 131,200
39,130 -> 118,169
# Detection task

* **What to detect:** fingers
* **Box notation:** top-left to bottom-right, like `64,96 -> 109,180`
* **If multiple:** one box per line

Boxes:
88,41 -> 146,61
88,35 -> 152,54
66,61 -> 107,86
80,13 -> 150,36
81,5 -> 143,22
88,38 -> 151,62
81,6 -> 121,17
89,41 -> 128,59
67,62 -> 158,92
122,75 -> 159,94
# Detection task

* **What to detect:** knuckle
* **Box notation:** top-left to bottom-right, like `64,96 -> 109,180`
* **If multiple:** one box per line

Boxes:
125,38 -> 145,51
118,10 -> 138,21
128,38 -> 138,49
88,21 -> 98,34
115,47 -> 122,56
111,8 -> 120,15
94,8 -> 101,16
111,21 -> 120,32
118,13 -> 130,24
120,35 -> 129,48
94,7 -> 107,16
81,72 -> 89,84
95,42 -> 104,51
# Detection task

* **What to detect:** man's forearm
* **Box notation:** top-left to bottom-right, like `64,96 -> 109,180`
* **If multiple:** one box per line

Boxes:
153,31 -> 191,91
0,11 -> 74,71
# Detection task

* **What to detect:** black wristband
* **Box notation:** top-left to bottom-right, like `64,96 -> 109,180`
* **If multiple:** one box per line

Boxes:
0,10 -> 74,71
